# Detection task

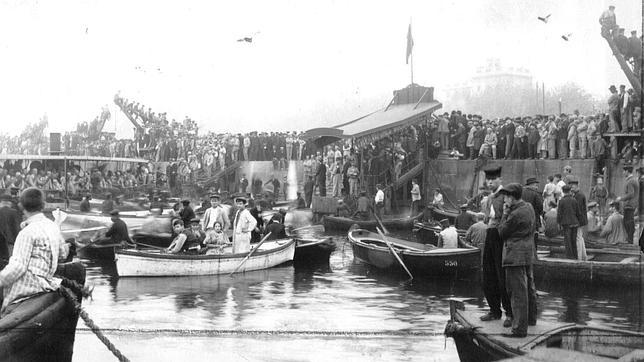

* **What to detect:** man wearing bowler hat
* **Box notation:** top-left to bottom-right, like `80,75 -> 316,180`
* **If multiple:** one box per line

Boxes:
557,185 -> 581,258
479,165 -> 513,327
497,183 -> 537,337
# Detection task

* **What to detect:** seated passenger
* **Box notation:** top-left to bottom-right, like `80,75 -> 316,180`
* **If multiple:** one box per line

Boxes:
203,221 -> 229,254
264,216 -> 288,240
437,218 -> 458,249
336,200 -> 352,217
166,219 -> 190,254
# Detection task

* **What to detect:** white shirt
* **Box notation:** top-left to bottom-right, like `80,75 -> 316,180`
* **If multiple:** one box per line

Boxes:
375,190 -> 384,203
439,226 -> 459,249
411,184 -> 421,201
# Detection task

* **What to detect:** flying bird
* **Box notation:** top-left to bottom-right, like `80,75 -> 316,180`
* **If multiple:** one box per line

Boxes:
236,31 -> 261,43
537,14 -> 551,23
561,33 -> 572,41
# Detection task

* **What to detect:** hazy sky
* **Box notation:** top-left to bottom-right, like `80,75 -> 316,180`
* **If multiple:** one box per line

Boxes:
0,0 -> 640,138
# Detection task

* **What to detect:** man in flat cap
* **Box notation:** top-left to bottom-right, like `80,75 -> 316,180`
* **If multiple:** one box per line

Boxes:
557,185 -> 581,259
497,183 -> 537,337
521,177 -> 543,254
202,193 -> 231,239
231,195 -> 257,254
615,165 -> 639,243
479,165 -> 513,327
437,218 -> 458,249
585,201 -> 602,240
455,204 -> 475,230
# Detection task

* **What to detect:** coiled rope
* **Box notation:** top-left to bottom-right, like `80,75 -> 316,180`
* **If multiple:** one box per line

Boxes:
59,280 -> 130,362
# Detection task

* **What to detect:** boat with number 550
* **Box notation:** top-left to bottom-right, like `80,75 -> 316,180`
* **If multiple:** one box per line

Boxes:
347,229 -> 480,277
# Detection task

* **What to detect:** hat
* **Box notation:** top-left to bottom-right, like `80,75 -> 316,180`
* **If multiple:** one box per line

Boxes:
209,193 -> 221,199
587,201 -> 598,208
562,185 -> 572,193
609,85 -> 617,91
498,183 -> 523,199
609,200 -> 620,207
439,219 -> 450,228
109,209 -> 120,216
181,199 -> 190,205
525,177 -> 539,185
0,194 -> 13,202
563,165 -> 572,171
234,195 -> 248,204
190,218 -> 200,224
459,204 -> 468,210
172,219 -> 184,227
483,166 -> 502,179
567,179 -> 579,185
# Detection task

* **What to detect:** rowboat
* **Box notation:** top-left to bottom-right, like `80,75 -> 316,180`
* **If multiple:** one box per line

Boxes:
347,229 -> 480,276
0,261 -> 85,361
445,299 -> 644,362
413,221 -> 639,251
50,209 -> 149,231
533,248 -> 643,284
323,215 -> 418,232
115,238 -> 296,276
428,207 -> 459,224
294,237 -> 336,265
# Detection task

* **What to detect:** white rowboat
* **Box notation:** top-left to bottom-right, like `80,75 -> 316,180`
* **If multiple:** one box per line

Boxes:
115,239 -> 296,277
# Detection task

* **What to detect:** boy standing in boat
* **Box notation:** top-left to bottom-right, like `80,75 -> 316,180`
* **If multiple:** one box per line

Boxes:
232,195 -> 257,254
497,183 -> 537,338
480,166 -> 513,327
0,188 -> 68,315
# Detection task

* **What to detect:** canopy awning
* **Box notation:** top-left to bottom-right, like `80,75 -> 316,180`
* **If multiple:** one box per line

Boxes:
334,101 -> 441,146
300,127 -> 348,148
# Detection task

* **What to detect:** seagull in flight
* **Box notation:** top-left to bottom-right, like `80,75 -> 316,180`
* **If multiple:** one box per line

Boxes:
537,14 -> 551,23
561,33 -> 572,41
237,31 -> 261,43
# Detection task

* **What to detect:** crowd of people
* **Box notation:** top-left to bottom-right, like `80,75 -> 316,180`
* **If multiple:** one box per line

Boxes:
599,5 -> 642,76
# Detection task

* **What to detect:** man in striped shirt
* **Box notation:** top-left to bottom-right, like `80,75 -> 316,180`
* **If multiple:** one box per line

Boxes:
0,188 -> 68,316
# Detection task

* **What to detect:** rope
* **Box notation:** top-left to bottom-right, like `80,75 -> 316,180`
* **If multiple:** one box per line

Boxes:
58,284 -> 130,362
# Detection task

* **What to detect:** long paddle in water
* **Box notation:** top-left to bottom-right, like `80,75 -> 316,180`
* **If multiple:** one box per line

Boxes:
373,212 -> 390,235
377,227 -> 413,280
229,232 -> 272,277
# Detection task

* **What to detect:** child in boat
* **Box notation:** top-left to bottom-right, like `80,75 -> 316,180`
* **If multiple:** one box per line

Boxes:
204,221 -> 229,254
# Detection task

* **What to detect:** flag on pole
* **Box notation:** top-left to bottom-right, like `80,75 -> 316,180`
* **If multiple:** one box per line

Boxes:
406,23 -> 414,64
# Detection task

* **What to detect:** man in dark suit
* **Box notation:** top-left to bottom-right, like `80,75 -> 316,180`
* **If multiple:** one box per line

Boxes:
521,177 -> 543,253
454,204 -> 475,230
104,210 -> 133,245
179,200 -> 196,229
497,183 -> 537,338
616,165 -> 639,243
557,185 -> 581,259
480,166 -> 513,327
569,179 -> 587,260
315,156 -> 327,197
0,194 -> 20,268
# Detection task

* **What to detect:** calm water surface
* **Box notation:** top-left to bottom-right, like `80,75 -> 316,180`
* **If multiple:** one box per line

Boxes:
72,231 -> 644,361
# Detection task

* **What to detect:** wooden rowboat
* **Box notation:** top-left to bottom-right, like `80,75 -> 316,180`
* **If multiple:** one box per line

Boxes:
533,248 -> 643,285
115,239 -> 296,277
347,229 -> 480,277
0,262 -> 85,362
294,237 -> 336,265
323,215 -> 418,232
445,299 -> 644,362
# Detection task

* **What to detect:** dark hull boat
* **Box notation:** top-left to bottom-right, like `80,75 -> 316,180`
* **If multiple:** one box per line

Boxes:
533,248 -> 643,285
0,262 -> 85,362
294,237 -> 336,266
323,215 -> 417,232
347,229 -> 480,277
445,299 -> 644,362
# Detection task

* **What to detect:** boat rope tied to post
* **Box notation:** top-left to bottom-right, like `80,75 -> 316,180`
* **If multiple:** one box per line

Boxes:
58,280 -> 131,362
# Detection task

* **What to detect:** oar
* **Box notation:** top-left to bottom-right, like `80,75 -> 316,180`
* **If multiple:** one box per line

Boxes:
229,232 -> 272,277
373,212 -> 390,235
377,227 -> 413,280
